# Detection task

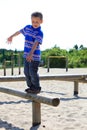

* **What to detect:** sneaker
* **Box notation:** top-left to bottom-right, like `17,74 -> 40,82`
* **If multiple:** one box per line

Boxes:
25,88 -> 40,94
25,88 -> 31,93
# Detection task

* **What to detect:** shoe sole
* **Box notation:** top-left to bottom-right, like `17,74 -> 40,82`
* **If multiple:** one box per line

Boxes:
25,89 -> 40,94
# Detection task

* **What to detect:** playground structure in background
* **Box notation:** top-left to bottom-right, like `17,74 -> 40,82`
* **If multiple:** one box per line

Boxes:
47,56 -> 68,72
3,53 -> 21,76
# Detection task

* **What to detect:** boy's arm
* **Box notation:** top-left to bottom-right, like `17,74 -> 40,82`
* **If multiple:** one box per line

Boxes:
7,31 -> 21,44
26,42 -> 39,62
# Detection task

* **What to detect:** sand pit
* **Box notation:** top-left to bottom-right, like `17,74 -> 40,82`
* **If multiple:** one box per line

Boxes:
0,67 -> 87,130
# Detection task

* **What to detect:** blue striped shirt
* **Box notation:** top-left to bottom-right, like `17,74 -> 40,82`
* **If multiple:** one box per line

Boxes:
20,25 -> 43,61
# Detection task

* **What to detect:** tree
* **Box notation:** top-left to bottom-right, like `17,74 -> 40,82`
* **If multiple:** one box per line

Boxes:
73,44 -> 78,50
79,44 -> 84,50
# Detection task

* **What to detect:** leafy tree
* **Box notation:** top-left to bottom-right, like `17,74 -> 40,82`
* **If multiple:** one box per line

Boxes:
0,44 -> 87,69
73,44 -> 78,50
79,44 -> 84,50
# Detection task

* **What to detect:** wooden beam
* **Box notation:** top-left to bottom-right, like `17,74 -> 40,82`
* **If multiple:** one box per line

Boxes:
48,56 -> 66,58
0,87 -> 60,126
0,87 -> 60,107
0,74 -> 87,82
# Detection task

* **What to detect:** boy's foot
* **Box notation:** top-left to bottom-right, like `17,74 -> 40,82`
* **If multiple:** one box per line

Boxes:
25,88 -> 40,94
25,88 -> 30,93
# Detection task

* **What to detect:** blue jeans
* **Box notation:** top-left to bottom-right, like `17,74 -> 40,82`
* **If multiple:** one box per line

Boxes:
24,59 -> 41,90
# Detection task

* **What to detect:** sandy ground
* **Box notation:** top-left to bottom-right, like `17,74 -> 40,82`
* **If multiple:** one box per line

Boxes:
0,67 -> 87,130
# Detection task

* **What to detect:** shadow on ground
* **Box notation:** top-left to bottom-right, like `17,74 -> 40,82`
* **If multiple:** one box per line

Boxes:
0,119 -> 24,130
0,100 -> 31,105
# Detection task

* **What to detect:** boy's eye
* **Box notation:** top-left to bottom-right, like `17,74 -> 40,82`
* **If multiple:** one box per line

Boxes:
32,21 -> 39,24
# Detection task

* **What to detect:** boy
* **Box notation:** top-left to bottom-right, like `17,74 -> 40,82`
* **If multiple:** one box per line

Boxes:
7,12 -> 43,94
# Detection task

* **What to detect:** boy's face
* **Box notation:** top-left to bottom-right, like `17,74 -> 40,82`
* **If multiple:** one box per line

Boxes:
31,16 -> 43,28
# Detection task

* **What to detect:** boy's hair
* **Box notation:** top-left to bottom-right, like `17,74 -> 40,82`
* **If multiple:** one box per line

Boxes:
31,12 -> 43,20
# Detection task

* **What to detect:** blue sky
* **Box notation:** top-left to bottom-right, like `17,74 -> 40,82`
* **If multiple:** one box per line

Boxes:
0,0 -> 87,51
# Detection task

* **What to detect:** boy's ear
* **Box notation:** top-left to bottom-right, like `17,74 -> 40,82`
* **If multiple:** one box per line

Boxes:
41,19 -> 43,24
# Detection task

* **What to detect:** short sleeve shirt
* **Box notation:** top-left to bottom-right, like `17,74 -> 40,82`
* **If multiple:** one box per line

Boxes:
20,25 -> 43,61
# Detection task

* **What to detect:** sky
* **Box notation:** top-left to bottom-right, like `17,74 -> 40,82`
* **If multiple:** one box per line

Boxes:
0,0 -> 87,51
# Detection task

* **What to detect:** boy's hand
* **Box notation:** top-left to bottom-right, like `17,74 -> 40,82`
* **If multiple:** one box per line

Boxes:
7,36 -> 13,44
26,42 -> 39,62
7,31 -> 20,44
26,54 -> 33,62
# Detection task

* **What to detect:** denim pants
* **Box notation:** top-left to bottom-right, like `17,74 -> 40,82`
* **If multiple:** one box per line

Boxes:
24,59 -> 41,90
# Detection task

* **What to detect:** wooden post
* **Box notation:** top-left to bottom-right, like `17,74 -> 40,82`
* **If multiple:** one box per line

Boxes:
11,54 -> 14,75
74,81 -> 78,95
3,59 -> 6,76
47,57 -> 50,72
32,101 -> 41,126
11,61 -> 14,75
66,57 -> 68,72
18,53 -> 21,75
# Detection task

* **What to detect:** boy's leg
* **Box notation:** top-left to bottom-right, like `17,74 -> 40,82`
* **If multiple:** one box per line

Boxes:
29,61 -> 41,91
24,59 -> 33,88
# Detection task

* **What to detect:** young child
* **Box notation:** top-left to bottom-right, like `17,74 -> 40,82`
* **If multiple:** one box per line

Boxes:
7,12 -> 44,94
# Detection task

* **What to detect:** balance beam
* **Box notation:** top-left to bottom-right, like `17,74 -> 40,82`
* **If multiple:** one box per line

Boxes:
0,87 -> 60,126
0,74 -> 87,95
0,74 -> 87,82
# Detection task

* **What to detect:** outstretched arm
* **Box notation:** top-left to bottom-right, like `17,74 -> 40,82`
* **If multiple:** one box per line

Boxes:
7,31 -> 21,44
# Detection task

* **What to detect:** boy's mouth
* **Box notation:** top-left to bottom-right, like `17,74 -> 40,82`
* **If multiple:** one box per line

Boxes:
34,25 -> 38,28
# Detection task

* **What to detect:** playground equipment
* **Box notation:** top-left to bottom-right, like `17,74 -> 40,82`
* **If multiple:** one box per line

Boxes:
0,73 -> 87,126
3,53 -> 21,76
0,74 -> 87,95
47,56 -> 68,72
0,86 -> 60,126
